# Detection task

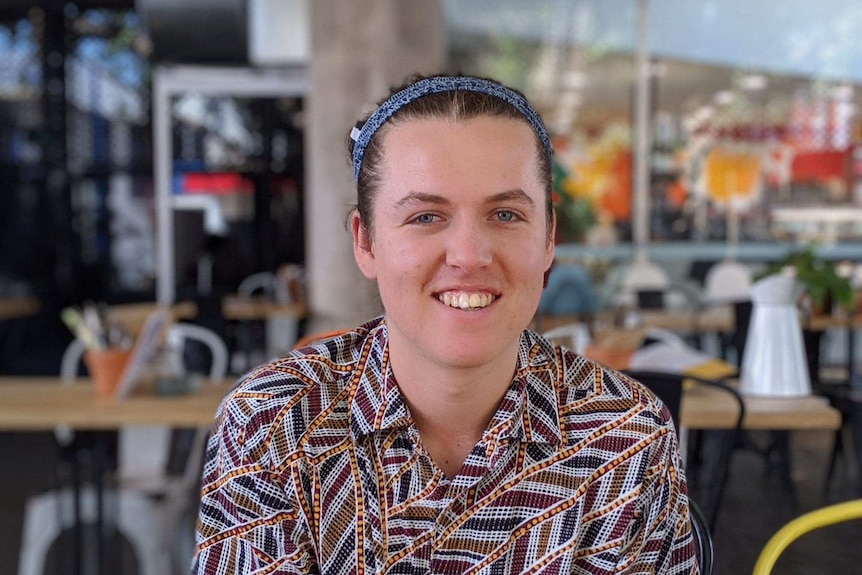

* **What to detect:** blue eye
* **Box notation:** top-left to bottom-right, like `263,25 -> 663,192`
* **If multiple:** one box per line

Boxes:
414,213 -> 438,224
495,210 -> 517,222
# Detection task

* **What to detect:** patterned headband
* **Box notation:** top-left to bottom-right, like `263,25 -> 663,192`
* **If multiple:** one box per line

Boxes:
349,76 -> 553,182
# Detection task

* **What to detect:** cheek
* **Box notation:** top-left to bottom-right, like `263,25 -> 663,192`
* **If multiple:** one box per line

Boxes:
376,239 -> 428,281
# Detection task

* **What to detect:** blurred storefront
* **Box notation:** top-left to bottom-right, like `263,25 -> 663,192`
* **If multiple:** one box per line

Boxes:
445,0 -> 862,260
2,0 -> 862,310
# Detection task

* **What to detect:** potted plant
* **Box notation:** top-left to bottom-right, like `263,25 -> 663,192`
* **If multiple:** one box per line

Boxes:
762,245 -> 856,315
756,245 -> 857,389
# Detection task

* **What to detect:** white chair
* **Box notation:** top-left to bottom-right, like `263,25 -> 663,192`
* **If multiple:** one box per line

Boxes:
19,323 -> 228,575
234,269 -> 301,372
604,259 -> 671,309
543,323 -> 592,355
702,260 -> 753,305
605,259 -> 702,316
237,270 -> 278,299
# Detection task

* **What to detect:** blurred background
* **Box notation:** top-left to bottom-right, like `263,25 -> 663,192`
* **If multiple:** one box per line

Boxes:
2,1 -> 862,574
2,1 -> 862,353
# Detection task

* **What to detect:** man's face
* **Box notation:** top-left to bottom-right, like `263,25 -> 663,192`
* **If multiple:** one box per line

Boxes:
352,116 -> 555,371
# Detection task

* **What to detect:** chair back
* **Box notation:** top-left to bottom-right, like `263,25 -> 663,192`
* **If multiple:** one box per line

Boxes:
623,370 -> 685,433
689,498 -> 714,575
702,260 -> 752,305
542,323 -> 592,354
61,322 -> 227,385
752,499 -> 862,575
537,263 -> 598,316
168,322 -> 229,381
62,323 -> 228,487
119,323 -> 227,486
605,259 -> 670,308
238,271 -> 278,298
623,369 -> 745,532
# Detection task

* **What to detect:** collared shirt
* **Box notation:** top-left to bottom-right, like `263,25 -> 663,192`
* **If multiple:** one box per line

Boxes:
194,317 -> 697,575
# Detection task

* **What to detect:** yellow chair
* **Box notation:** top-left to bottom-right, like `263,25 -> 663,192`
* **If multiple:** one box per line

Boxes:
752,499 -> 862,575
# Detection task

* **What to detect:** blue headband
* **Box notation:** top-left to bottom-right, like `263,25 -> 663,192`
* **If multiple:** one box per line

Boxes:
349,76 -> 553,182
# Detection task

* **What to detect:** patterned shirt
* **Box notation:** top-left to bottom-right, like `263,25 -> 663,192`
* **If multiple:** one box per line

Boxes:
194,317 -> 697,574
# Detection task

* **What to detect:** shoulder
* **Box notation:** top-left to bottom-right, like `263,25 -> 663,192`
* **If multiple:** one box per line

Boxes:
525,329 -> 643,400
213,319 -> 383,452
527,331 -> 671,438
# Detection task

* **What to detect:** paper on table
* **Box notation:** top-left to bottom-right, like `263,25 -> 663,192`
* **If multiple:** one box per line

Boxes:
113,307 -> 170,401
629,341 -> 737,380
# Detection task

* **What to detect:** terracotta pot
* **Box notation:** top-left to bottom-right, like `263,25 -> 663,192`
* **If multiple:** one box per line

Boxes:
582,345 -> 633,371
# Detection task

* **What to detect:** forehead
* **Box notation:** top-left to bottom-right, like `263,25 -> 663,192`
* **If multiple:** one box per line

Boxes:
376,116 -> 543,198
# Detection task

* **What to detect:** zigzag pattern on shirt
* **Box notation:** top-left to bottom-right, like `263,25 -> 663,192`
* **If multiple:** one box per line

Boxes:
194,317 -> 697,575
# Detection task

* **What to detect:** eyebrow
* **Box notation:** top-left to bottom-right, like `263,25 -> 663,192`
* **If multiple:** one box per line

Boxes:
392,189 -> 536,210
487,189 -> 536,209
393,192 -> 450,210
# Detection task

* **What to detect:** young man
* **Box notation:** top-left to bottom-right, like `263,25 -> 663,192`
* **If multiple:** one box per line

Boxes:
193,74 -> 698,574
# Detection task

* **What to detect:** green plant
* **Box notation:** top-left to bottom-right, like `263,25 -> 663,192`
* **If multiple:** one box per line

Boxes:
762,245 -> 856,312
552,161 -> 597,243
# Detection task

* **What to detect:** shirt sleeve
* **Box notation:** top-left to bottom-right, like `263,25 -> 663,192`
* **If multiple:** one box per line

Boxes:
192,389 -> 317,575
615,415 -> 699,575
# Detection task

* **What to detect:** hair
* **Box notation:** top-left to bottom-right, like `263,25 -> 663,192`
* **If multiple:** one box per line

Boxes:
346,73 -> 554,237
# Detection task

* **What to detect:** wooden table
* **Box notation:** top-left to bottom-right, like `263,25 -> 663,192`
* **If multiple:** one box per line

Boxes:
1,375 -> 840,433
0,377 -> 231,431
534,307 -> 735,340
681,382 -> 841,431
221,295 -> 306,321
804,312 -> 862,332
0,376 -> 234,575
635,307 -> 735,334
0,296 -> 40,320
107,301 -> 198,336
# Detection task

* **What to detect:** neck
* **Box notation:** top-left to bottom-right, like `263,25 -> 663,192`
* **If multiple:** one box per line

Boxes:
388,340 -> 519,441
392,352 -> 517,478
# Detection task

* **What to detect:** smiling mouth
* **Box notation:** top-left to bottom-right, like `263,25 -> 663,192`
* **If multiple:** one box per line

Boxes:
437,291 -> 497,311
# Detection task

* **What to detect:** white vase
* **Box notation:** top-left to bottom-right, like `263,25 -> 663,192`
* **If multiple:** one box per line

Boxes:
739,274 -> 811,397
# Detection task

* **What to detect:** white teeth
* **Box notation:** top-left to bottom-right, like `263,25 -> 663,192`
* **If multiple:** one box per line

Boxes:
437,291 -> 496,310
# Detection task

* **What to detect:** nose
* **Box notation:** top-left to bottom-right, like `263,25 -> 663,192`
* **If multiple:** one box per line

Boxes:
445,220 -> 493,271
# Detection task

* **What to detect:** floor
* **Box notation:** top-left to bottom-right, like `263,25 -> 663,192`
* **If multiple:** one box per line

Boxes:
710,430 -> 861,574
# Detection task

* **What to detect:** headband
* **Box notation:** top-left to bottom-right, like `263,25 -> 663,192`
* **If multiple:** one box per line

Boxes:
349,76 -> 553,182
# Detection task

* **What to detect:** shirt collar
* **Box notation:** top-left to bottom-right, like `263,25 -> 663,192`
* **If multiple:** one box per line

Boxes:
348,321 -> 563,446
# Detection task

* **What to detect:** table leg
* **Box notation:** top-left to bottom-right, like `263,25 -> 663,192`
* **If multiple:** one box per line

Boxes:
847,325 -> 862,492
94,435 -> 106,575
770,431 -> 799,510
849,325 -> 859,390
71,445 -> 83,575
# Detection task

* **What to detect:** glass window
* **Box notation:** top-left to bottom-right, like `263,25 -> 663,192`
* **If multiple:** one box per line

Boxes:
445,0 -> 862,252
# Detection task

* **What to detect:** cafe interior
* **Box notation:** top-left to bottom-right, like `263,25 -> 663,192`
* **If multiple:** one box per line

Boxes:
1,0 -> 862,573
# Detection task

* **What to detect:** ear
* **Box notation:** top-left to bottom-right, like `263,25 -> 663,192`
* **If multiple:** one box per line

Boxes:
351,211 -> 377,281
544,210 -> 557,272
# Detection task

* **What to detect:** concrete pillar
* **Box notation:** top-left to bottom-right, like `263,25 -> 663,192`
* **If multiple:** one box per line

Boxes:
306,0 -> 445,332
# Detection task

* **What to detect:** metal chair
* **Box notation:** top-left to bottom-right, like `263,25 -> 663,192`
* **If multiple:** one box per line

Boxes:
752,499 -> 862,575
19,322 -> 228,575
534,263 -> 598,333
542,322 -> 592,355
233,269 -> 302,372
702,260 -> 753,306
623,370 -> 745,533
689,498 -> 714,575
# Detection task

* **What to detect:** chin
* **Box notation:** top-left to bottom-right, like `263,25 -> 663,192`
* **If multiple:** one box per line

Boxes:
429,339 -> 513,370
